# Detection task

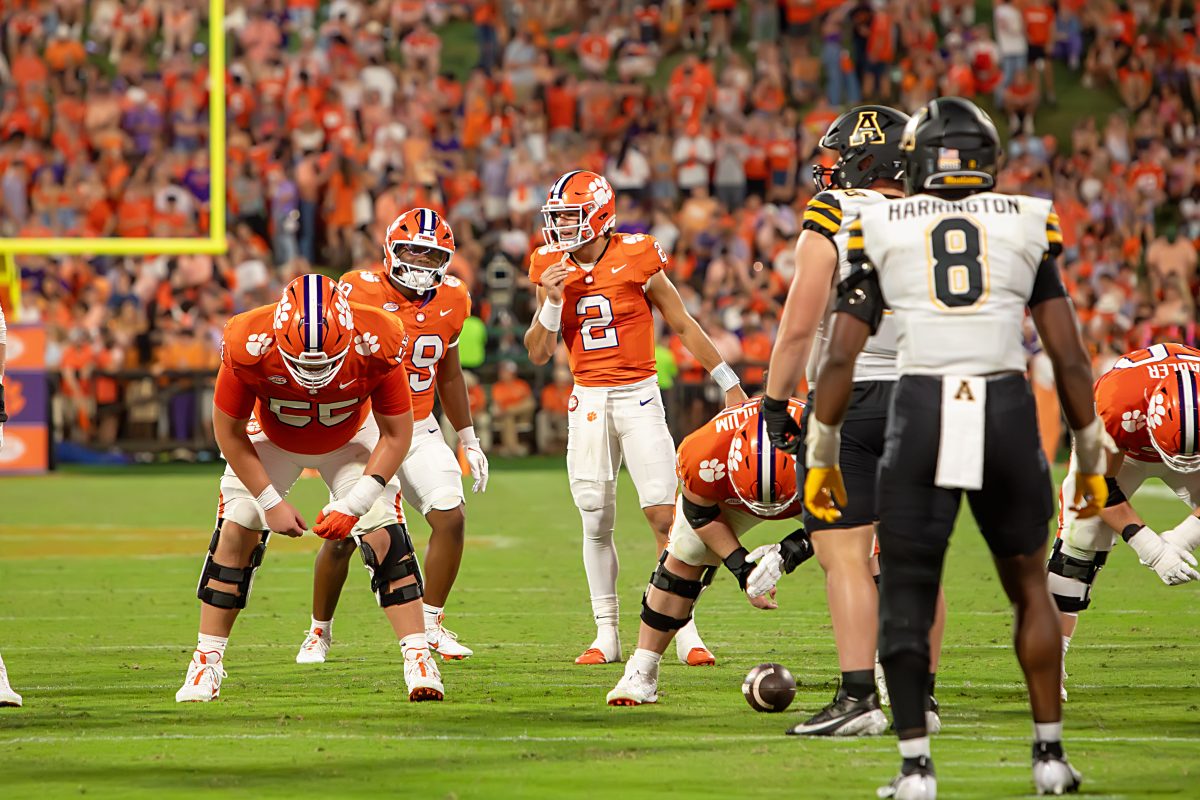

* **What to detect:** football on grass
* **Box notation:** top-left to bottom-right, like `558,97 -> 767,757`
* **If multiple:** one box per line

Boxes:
742,663 -> 797,713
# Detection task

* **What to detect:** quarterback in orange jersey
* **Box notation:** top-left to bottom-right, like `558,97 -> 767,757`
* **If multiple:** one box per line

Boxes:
525,169 -> 749,666
294,208 -> 486,664
175,274 -> 447,705
1052,343 -> 1200,699
606,399 -> 815,706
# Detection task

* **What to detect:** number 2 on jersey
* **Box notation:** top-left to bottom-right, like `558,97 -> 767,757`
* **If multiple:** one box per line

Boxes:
929,218 -> 988,309
577,295 -> 618,351
408,334 -> 444,392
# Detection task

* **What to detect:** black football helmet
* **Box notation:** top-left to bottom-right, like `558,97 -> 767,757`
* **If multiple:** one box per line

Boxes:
812,105 -> 910,191
900,97 -> 999,195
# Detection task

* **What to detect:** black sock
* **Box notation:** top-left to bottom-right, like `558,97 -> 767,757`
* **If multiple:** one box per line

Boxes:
882,651 -> 929,732
842,669 -> 875,700
928,672 -> 936,696
1034,741 -> 1064,760
901,755 -> 934,775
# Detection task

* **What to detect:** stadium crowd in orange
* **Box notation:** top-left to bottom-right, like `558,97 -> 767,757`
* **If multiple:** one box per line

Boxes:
0,0 -> 1197,451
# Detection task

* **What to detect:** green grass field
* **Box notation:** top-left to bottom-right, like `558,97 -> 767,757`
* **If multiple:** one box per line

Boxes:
0,461 -> 1196,799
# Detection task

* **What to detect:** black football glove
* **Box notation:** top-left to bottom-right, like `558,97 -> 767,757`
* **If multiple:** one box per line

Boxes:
762,394 -> 802,454
779,528 -> 814,573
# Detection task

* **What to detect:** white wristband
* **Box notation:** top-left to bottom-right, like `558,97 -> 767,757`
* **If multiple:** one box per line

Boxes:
457,425 -> 480,448
710,361 -> 740,392
1072,416 -> 1107,475
805,418 -> 842,470
256,485 -> 283,512
538,298 -> 563,332
1126,527 -> 1161,563
342,474 -> 385,517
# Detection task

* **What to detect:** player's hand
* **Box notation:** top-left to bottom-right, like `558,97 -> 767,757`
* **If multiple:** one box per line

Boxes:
312,507 -> 359,541
464,443 -> 489,492
724,385 -> 749,407
1071,472 -> 1108,519
748,585 -> 778,610
745,543 -> 784,599
1161,516 -> 1200,553
265,501 -> 307,538
541,256 -> 572,304
762,395 -> 802,454
804,466 -> 846,523
1126,527 -> 1200,585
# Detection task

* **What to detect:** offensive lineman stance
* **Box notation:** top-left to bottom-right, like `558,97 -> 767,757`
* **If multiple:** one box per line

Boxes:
525,170 -> 748,666
297,209 -> 488,663
1051,343 -> 1200,700
606,398 -> 814,705
807,98 -> 1106,798
177,275 -> 445,703
762,105 -> 945,736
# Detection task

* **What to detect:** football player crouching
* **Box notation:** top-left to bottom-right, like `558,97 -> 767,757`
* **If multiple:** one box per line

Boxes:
606,398 -> 814,707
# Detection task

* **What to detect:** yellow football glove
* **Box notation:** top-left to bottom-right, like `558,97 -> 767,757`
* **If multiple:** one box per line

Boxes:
804,466 -> 847,523
1071,473 -> 1108,520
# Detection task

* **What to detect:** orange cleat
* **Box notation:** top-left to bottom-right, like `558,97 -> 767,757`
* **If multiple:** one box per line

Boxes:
575,647 -> 611,665
684,647 -> 716,667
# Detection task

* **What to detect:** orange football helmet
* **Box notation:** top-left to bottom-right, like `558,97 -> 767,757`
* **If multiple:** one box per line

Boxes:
540,169 -> 617,252
384,207 -> 456,292
727,403 -> 802,516
1146,370 -> 1200,472
274,274 -> 355,391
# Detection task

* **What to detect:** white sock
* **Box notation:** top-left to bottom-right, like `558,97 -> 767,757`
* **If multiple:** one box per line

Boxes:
675,617 -> 704,653
629,648 -> 662,675
197,633 -> 228,659
311,618 -> 332,638
580,504 -> 619,617
399,633 -> 429,655
1034,721 -> 1063,744
1061,633 -> 1071,656
898,736 -> 931,760
590,594 -> 620,630
423,603 -> 444,629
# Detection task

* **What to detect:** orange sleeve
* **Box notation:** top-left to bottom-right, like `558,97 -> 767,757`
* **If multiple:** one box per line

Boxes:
371,363 -> 413,416
213,363 -> 257,419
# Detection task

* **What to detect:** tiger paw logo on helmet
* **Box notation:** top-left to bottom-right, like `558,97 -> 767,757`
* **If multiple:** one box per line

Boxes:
246,333 -> 273,357
273,298 -> 293,330
698,458 -> 726,483
588,177 -> 613,208
1147,394 -> 1168,429
354,332 -> 380,356
728,436 -> 744,471
1121,409 -> 1146,432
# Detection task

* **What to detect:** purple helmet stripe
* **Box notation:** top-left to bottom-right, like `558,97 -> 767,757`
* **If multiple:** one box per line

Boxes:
304,274 -> 323,353
551,170 -> 582,199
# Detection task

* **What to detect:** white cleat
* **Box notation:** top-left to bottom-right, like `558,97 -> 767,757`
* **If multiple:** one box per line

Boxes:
0,653 -> 22,707
1033,747 -> 1082,795
175,650 -> 226,703
878,763 -> 937,800
404,648 -> 445,702
875,656 -> 890,706
296,627 -> 332,664
607,665 -> 659,706
426,615 -> 473,660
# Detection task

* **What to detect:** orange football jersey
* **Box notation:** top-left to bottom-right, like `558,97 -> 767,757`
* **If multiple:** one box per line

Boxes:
675,398 -> 805,521
1095,343 -> 1200,463
528,233 -> 667,387
213,302 -> 413,455
338,270 -> 471,420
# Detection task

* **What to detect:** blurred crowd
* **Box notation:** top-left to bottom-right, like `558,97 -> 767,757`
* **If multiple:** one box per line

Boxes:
1,0 -> 1197,455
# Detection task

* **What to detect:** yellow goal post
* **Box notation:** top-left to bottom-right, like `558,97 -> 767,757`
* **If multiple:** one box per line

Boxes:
0,0 -> 228,321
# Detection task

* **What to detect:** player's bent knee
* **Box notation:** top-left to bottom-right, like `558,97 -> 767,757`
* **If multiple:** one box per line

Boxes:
571,479 -> 614,513
221,496 -> 267,531
358,523 -> 424,607
1046,539 -> 1107,613
640,553 -> 716,632
197,518 -> 270,610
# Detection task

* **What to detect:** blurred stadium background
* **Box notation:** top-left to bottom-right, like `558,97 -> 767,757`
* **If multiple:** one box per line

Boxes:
0,0 -> 1194,474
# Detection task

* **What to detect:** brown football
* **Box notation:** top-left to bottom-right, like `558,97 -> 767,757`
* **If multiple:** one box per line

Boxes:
742,663 -> 797,713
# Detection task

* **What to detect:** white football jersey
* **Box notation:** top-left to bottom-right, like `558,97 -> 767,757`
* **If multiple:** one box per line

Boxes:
802,188 -> 899,383
846,192 -> 1064,377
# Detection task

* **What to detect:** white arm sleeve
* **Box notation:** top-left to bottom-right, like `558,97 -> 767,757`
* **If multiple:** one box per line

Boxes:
0,303 -> 6,345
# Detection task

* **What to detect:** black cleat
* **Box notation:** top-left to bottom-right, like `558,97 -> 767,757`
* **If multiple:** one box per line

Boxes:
785,684 -> 888,736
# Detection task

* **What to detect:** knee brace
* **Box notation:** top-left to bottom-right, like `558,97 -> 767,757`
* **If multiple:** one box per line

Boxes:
196,520 -> 270,610
640,553 -> 717,632
1047,538 -> 1108,613
358,523 -> 423,607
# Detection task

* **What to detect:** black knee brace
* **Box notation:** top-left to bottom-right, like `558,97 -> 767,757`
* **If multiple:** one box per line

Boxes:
1047,539 -> 1108,613
358,523 -> 423,607
196,520 -> 270,610
640,553 -> 716,632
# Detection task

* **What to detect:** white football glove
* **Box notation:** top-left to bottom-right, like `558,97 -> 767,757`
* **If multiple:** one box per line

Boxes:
745,543 -> 784,599
1162,515 -> 1200,554
1127,527 -> 1200,586
458,427 -> 489,493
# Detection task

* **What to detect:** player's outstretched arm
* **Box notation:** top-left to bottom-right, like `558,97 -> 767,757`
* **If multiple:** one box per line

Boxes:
436,345 -> 488,492
213,406 -> 307,537
683,488 -> 777,610
646,272 -> 747,406
525,261 -> 570,365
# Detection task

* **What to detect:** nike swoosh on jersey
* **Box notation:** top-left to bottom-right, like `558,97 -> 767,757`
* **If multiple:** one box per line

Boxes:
339,379 -> 357,389
611,264 -> 627,274
440,309 -> 453,316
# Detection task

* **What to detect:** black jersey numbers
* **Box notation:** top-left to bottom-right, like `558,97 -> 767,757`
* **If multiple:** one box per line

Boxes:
929,217 -> 988,310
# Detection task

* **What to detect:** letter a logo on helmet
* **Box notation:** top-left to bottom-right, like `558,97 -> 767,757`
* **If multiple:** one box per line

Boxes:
848,110 -> 886,147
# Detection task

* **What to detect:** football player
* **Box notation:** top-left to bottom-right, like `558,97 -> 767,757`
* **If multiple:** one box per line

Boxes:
0,303 -> 18,708
176,274 -> 446,703
761,105 -> 945,737
807,98 -> 1106,798
606,398 -> 814,705
1051,343 -> 1200,700
296,209 -> 487,664
525,170 -> 748,666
